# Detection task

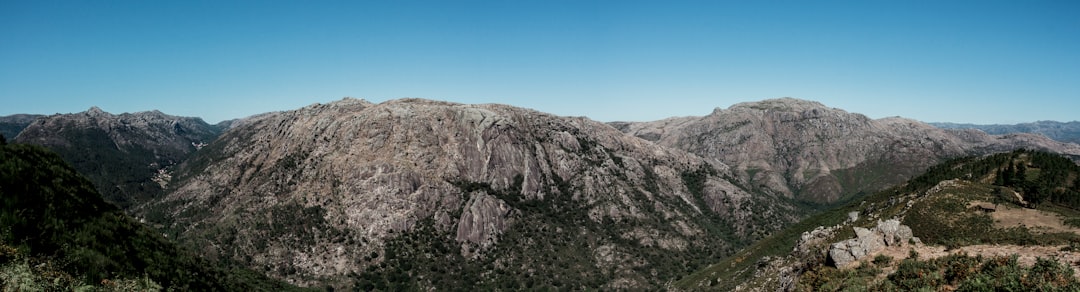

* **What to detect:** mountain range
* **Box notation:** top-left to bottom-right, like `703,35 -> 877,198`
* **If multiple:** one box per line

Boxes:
2,97 -> 1078,290
613,98 -> 1080,204
932,121 -> 1080,145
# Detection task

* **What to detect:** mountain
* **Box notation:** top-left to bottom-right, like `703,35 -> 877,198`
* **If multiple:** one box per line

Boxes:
612,98 -> 1080,205
677,149 -> 1080,290
0,114 -> 43,141
933,121 -> 1080,145
10,97 -> 1076,289
138,98 -> 795,289
0,142 -> 307,290
13,107 -> 223,209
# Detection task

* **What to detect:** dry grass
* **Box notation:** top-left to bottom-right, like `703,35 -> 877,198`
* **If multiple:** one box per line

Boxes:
969,200 -> 1080,235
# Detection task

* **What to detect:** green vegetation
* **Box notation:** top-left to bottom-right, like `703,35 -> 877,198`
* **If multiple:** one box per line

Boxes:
798,253 -> 1080,291
0,143 -> 308,290
16,117 -> 223,210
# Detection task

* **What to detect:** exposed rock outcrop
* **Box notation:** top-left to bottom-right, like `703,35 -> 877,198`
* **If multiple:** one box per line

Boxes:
828,219 -> 918,267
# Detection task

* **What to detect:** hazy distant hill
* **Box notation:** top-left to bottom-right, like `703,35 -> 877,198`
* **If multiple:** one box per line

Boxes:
932,121 -> 1080,144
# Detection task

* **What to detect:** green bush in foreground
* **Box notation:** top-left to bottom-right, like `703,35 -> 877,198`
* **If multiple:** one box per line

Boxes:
799,253 -> 1080,291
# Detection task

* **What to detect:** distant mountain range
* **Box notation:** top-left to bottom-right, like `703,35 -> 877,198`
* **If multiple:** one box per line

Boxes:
931,121 -> 1080,144
2,97 -> 1079,290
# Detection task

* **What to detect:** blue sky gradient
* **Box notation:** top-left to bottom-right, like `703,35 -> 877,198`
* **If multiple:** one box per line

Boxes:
2,0 -> 1078,124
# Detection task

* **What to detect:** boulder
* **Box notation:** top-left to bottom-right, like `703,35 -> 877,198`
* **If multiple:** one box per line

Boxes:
828,219 -> 918,267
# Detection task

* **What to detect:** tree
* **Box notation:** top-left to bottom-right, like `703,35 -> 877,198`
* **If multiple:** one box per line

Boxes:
1017,162 -> 1027,182
1002,163 -> 1016,187
994,168 -> 1005,186
0,133 -> 5,145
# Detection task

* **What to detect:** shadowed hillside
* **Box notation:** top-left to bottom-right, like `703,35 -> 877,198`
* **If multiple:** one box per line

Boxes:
0,142 -> 308,291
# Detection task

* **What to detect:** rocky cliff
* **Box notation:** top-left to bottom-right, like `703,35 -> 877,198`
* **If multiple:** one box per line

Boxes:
139,98 -> 795,289
613,98 -> 1080,204
14,107 -> 221,208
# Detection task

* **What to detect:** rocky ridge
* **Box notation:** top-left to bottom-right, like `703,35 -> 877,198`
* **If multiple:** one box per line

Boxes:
142,98 -> 795,289
14,107 -> 221,208
613,98 -> 1080,204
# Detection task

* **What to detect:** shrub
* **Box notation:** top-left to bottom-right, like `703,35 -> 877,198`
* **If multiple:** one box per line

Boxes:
872,254 -> 893,266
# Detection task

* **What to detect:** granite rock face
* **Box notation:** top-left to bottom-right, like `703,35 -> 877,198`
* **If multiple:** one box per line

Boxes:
144,98 -> 795,288
614,98 -> 1080,203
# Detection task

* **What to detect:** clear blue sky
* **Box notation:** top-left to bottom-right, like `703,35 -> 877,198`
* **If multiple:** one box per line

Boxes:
2,0 -> 1078,124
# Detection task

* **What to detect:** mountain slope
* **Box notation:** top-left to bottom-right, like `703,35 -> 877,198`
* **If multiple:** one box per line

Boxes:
933,121 -> 1080,145
613,98 -> 1080,205
13,107 -> 222,209
677,149 -> 1080,291
140,98 -> 795,289
0,114 -> 42,141
0,142 -> 306,290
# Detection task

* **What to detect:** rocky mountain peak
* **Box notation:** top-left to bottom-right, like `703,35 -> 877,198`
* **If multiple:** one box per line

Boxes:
86,106 -> 108,117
